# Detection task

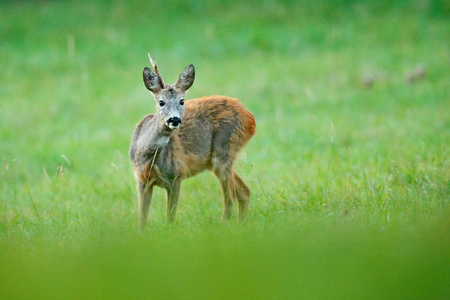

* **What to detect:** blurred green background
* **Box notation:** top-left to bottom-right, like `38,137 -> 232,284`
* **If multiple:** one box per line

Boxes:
1,0 -> 449,299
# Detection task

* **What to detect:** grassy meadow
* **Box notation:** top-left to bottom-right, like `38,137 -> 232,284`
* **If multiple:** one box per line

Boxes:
1,0 -> 449,298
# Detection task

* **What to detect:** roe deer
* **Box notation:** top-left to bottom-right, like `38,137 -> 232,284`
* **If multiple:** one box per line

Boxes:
129,54 -> 256,229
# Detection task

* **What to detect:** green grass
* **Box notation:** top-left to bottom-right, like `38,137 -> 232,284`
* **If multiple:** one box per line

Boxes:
1,0 -> 449,299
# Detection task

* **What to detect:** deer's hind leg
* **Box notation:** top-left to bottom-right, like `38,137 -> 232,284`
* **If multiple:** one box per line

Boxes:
232,172 -> 251,222
212,128 -> 245,220
212,159 -> 235,220
218,174 -> 234,220
214,168 -> 250,221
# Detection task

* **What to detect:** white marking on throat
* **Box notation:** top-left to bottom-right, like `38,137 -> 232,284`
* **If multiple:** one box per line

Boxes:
156,136 -> 170,148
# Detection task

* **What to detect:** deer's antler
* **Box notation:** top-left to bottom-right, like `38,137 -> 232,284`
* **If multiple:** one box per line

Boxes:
148,52 -> 166,88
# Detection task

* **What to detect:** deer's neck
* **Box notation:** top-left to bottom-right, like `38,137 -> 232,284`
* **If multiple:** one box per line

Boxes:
140,116 -> 173,155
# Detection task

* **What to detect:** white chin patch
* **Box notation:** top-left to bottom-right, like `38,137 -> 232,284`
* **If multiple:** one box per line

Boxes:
168,124 -> 180,129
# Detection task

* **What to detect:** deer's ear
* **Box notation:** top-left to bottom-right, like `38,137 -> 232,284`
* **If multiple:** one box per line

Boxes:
175,65 -> 195,92
143,67 -> 162,93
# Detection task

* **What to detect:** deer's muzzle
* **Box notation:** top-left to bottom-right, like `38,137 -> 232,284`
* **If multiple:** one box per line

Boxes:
167,117 -> 182,129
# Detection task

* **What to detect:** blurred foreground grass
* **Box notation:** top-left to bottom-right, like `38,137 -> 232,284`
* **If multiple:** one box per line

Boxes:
1,0 -> 449,299
2,219 -> 449,299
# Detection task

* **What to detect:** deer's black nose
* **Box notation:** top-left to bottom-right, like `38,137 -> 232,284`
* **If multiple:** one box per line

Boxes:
168,117 -> 181,127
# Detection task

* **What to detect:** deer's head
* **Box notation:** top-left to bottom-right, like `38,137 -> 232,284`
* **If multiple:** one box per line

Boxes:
143,53 -> 195,130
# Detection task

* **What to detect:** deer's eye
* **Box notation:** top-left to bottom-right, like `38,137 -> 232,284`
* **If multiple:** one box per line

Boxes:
158,100 -> 165,107
179,99 -> 184,105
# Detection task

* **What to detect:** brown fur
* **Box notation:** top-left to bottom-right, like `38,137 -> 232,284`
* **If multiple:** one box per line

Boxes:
130,95 -> 256,228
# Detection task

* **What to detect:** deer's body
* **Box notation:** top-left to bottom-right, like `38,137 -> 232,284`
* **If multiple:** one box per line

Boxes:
129,55 -> 255,228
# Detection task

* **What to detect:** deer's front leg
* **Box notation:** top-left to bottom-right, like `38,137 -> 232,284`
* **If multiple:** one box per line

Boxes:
138,182 -> 153,230
165,178 -> 181,223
